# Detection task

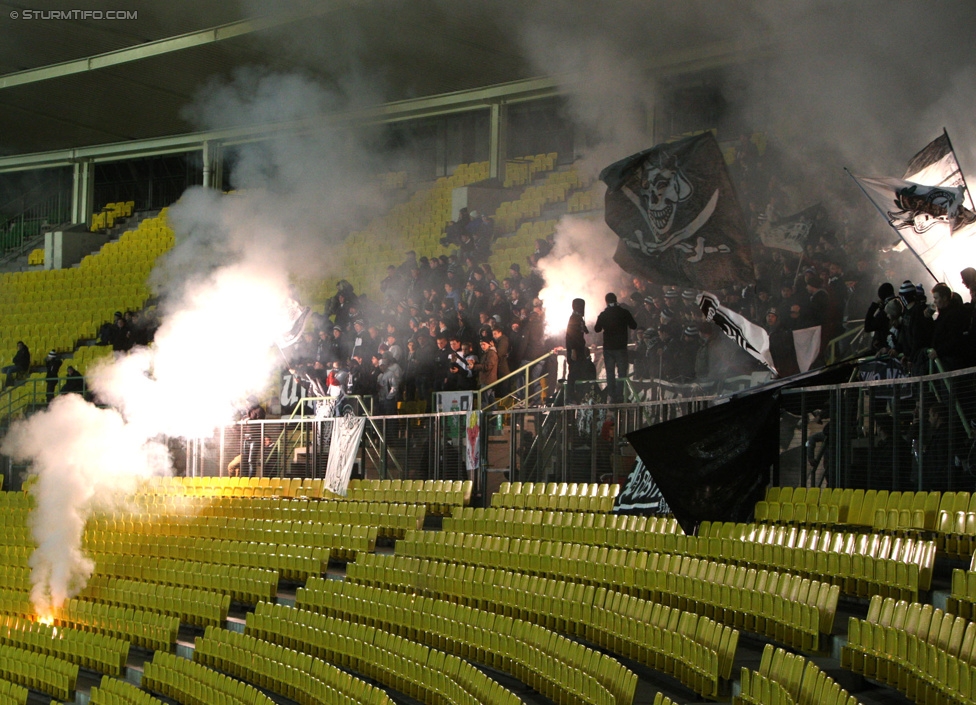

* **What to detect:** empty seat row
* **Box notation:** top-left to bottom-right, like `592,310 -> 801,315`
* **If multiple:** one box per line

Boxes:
842,594 -> 976,704
141,650 -> 274,705
293,579 -> 630,705
347,552 -> 733,699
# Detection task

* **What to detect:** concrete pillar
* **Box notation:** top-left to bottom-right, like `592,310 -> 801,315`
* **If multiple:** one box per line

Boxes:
70,159 -> 94,226
488,101 -> 508,183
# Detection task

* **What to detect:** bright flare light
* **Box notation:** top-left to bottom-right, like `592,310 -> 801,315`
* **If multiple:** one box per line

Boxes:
931,233 -> 976,295
537,216 -> 628,338
89,261 -> 295,439
3,258 -> 302,618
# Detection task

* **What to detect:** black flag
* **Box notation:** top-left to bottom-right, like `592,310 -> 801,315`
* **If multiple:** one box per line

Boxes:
625,391 -> 779,535
600,132 -> 754,290
759,202 -> 828,254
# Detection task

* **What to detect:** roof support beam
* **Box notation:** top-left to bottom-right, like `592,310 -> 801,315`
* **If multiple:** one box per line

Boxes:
0,9 -> 330,91
0,36 -> 773,174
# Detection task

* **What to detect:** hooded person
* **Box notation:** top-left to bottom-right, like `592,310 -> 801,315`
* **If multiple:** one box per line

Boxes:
864,282 -> 895,352
44,349 -> 62,402
565,298 -> 592,403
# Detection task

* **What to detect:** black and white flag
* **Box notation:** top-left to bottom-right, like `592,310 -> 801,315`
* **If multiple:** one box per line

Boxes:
324,415 -> 366,497
759,203 -> 828,254
614,458 -> 670,514
850,174 -> 975,271
697,292 -> 777,375
600,132 -> 755,290
904,131 -> 974,212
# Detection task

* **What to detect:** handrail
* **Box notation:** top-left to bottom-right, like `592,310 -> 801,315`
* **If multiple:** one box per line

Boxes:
283,393 -> 401,478
0,375 -> 89,428
926,354 -> 973,439
477,350 -> 556,412
826,320 -> 868,365
0,189 -> 70,256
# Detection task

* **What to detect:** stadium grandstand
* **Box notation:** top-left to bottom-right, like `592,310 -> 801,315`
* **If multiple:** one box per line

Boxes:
0,3 -> 975,705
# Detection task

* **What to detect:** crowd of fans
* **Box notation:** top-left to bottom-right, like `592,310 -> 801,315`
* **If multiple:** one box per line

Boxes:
284,226 -> 557,413
276,135 -> 976,413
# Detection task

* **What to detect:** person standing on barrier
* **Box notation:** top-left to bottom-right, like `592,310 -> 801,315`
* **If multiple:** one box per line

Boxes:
472,334 -> 499,407
520,300 -> 549,404
565,298 -> 591,404
594,292 -> 637,403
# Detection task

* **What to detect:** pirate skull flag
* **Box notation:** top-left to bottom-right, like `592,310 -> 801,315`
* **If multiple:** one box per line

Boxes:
850,174 -> 976,271
600,132 -> 755,290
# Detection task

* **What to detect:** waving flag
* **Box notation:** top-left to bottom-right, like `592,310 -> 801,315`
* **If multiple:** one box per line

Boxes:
625,390 -> 779,534
849,173 -> 975,274
904,131 -> 974,211
698,292 -> 777,375
759,203 -> 828,254
850,131 -> 975,280
601,132 -> 754,290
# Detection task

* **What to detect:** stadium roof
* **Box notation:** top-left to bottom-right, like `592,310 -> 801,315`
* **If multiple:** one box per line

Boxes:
0,1 -> 761,160
0,3 -> 536,156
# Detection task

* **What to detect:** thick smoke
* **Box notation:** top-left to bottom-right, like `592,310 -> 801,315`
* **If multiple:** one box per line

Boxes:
4,69 -> 398,615
2,395 -> 170,616
513,0 -> 976,331
8,0 -> 976,614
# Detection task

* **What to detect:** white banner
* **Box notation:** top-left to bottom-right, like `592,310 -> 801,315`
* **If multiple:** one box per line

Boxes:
851,174 -> 974,275
464,410 -> 480,478
792,326 -> 822,373
324,416 -> 366,496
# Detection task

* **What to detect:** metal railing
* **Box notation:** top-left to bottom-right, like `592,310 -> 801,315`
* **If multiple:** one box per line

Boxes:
0,375 -> 89,429
13,352 -> 976,502
0,190 -> 71,258
476,350 -> 556,411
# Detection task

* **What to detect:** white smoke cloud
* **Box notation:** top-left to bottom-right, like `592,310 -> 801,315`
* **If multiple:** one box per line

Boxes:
537,216 -> 630,338
9,0 -> 976,616
2,395 -> 170,617
3,69 -> 398,616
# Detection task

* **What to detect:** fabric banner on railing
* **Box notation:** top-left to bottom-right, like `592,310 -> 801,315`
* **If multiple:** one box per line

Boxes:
324,415 -> 366,496
626,390 -> 779,534
857,357 -> 913,399
464,410 -> 481,478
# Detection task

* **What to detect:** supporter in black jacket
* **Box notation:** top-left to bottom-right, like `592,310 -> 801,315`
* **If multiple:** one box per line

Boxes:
2,341 -> 30,389
863,282 -> 895,352
927,283 -> 970,371
565,298 -> 591,403
594,293 -> 637,402
897,283 -> 933,375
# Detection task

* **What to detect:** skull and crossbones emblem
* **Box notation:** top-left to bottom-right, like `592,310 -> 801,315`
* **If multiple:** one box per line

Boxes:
620,152 -> 721,258
639,154 -> 694,241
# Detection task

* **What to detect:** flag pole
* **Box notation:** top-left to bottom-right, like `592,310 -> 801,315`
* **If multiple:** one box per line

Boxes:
944,128 -> 975,210
794,251 -> 805,284
844,167 -> 938,282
